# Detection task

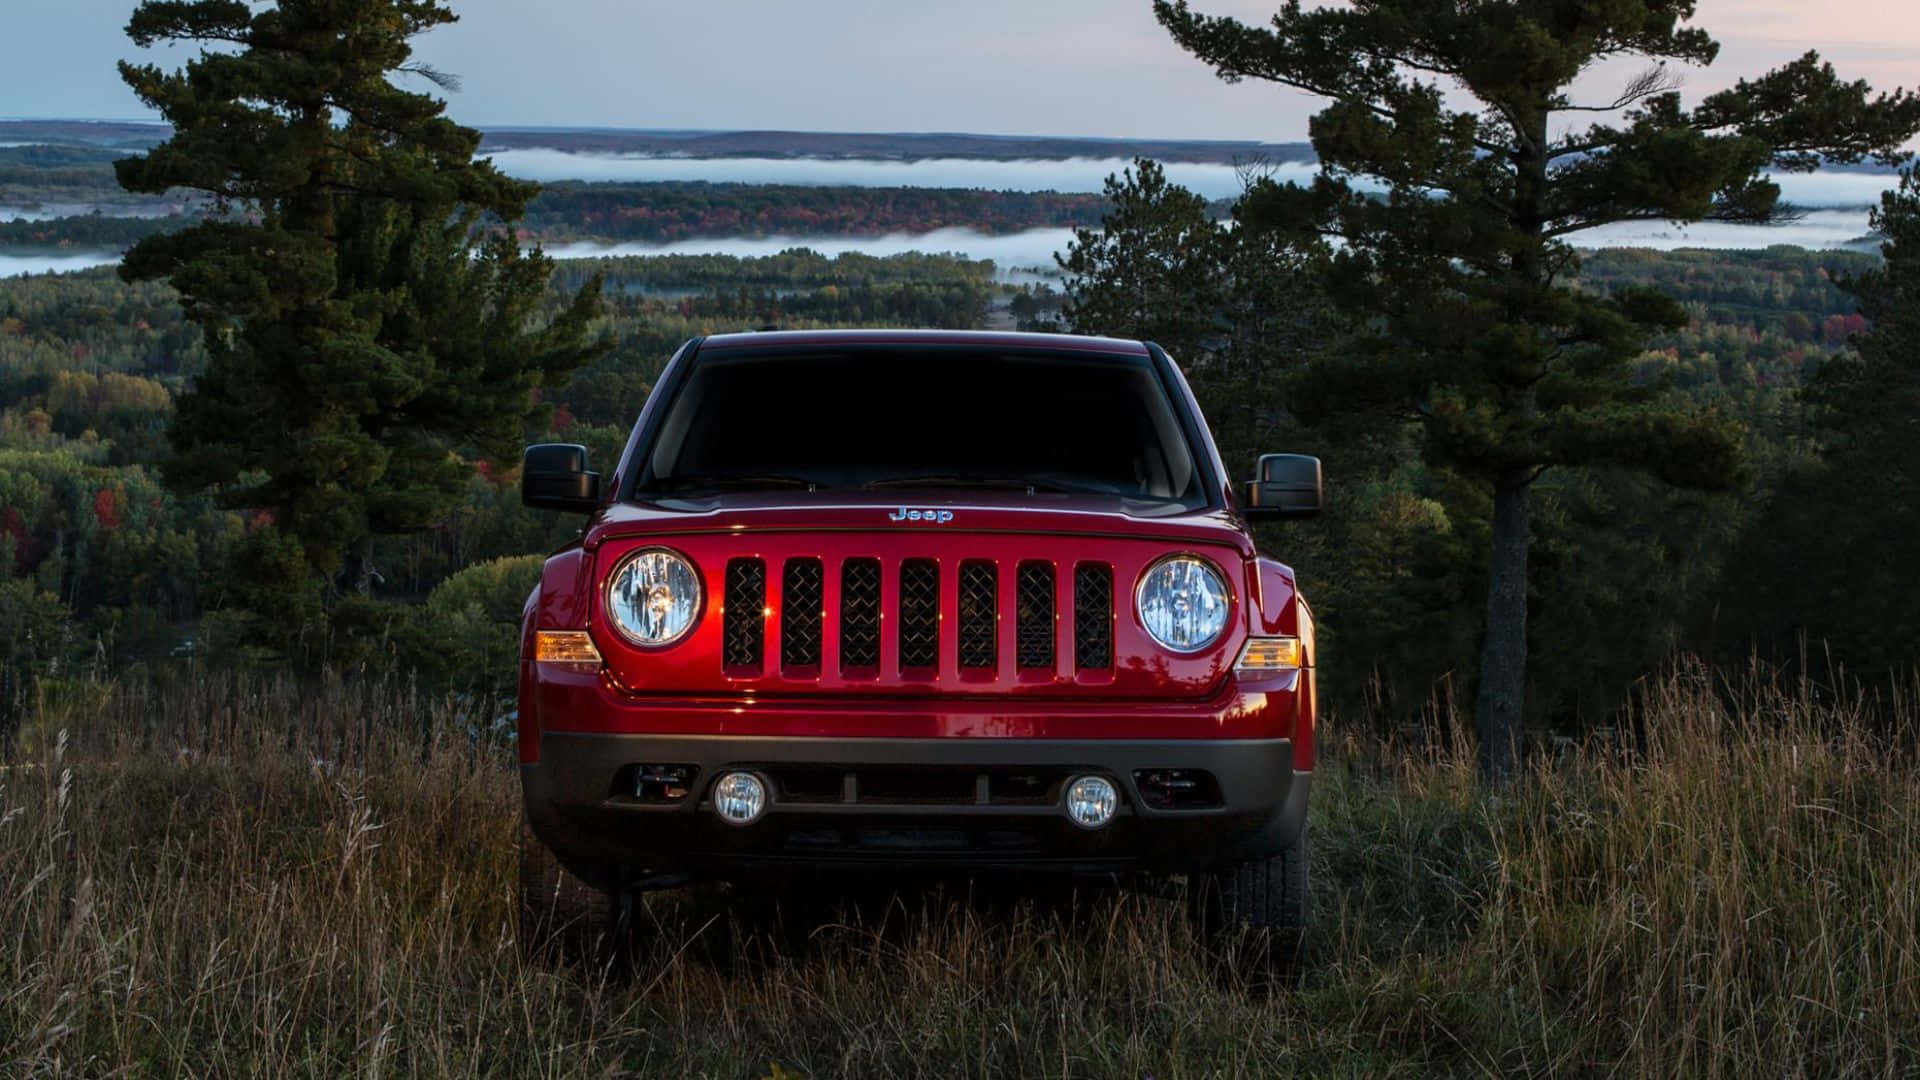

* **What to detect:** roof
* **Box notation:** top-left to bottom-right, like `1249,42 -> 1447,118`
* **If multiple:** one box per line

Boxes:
696,328 -> 1152,355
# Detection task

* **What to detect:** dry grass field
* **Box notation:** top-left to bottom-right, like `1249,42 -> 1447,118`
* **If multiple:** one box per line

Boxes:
2,665 -> 1916,1077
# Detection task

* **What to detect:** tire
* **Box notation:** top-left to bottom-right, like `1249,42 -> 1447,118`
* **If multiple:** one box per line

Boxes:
1188,825 -> 1309,983
518,819 -> 625,966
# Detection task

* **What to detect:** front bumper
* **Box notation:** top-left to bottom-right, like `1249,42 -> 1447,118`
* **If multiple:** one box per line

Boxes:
523,732 -> 1309,881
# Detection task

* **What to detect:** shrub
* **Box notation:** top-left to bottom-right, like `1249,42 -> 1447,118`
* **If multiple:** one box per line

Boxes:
399,554 -> 544,695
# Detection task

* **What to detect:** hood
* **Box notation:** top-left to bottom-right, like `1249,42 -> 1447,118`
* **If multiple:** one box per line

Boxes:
583,490 -> 1254,557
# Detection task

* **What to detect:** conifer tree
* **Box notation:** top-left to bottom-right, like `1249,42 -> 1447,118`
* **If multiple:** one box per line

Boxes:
1059,159 -> 1341,454
116,0 -> 601,607
1058,160 -> 1230,352
1156,0 -> 1920,779
1716,170 -> 1920,685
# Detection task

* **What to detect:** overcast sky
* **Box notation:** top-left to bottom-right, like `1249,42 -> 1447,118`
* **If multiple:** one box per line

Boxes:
4,0 -> 1917,142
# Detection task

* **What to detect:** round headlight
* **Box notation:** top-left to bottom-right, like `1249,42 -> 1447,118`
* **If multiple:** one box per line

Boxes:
1135,555 -> 1230,653
605,547 -> 703,647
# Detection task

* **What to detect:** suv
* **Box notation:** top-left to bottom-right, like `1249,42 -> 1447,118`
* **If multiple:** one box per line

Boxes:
516,330 -> 1321,961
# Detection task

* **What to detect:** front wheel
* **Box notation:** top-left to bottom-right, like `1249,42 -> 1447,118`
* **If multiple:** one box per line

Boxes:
1187,825 -> 1309,982
518,820 -> 625,965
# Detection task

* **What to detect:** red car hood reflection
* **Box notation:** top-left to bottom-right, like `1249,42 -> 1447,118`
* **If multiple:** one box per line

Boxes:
585,490 -> 1254,556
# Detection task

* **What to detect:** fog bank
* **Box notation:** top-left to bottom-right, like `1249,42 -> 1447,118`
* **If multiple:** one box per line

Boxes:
487,150 -> 1902,209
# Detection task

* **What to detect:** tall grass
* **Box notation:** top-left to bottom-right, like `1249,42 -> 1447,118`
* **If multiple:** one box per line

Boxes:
2,664 -> 1916,1076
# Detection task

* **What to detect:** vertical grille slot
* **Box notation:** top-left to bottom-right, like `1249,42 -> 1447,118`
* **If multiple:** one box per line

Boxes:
1016,562 -> 1055,669
957,561 -> 998,670
781,558 -> 823,669
898,559 -> 940,671
1074,563 -> 1113,671
723,558 -> 765,669
839,557 -> 881,671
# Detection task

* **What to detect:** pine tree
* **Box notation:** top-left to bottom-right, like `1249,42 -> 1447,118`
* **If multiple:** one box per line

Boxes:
1155,0 -> 1920,780
116,0 -> 602,608
1057,159 -> 1230,353
1716,170 -> 1920,686
1058,159 -> 1342,461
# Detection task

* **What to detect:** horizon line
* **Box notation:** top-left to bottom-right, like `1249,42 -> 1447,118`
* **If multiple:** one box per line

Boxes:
0,116 -> 1313,146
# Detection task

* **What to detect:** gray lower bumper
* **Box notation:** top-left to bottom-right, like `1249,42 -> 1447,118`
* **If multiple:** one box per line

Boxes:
523,733 -> 1309,881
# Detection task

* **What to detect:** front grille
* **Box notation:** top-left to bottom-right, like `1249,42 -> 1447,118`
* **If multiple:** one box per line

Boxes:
784,827 -> 1043,857
718,555 -> 1117,680
723,558 -> 765,669
767,765 -> 1074,806
781,558 -> 824,668
839,558 -> 881,670
1074,564 -> 1113,670
898,559 -> 940,670
957,561 -> 997,670
1016,562 -> 1055,669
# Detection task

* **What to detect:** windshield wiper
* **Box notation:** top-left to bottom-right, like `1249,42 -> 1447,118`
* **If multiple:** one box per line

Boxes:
659,473 -> 821,495
863,474 -> 1087,494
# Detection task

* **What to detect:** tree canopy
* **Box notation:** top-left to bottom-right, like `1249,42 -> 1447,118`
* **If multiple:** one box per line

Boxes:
1713,169 -> 1920,685
116,0 -> 602,613
1155,0 -> 1920,778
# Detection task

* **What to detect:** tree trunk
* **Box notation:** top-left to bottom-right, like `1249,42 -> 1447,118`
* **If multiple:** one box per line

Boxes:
343,534 -> 376,598
1475,470 -> 1531,785
1474,98 -> 1551,787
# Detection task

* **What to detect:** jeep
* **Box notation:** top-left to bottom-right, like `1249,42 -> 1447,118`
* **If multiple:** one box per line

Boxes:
516,330 -> 1320,961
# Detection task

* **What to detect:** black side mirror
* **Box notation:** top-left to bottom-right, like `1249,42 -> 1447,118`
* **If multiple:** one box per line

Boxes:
1244,453 -> 1322,519
521,443 -> 601,513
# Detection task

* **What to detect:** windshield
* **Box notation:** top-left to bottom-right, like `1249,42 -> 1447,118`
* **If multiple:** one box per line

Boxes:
634,347 -> 1210,509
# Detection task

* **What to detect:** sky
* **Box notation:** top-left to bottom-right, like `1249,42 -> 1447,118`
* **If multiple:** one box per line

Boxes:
3,0 -> 1918,142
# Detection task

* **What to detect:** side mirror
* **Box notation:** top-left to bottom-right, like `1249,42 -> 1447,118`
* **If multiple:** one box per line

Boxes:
521,443 -> 601,513
1244,453 -> 1322,519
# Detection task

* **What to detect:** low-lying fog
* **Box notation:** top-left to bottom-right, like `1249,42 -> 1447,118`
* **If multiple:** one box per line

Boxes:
544,211 -> 1880,277
483,149 -> 1903,210
0,251 -> 136,276
4,152 -> 1894,278
0,203 -> 192,222
4,209 -> 1881,280
543,228 -> 1075,280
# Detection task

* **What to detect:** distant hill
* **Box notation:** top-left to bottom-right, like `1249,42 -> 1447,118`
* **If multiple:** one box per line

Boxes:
471,128 -> 1316,163
0,119 -> 171,149
0,119 -> 1314,164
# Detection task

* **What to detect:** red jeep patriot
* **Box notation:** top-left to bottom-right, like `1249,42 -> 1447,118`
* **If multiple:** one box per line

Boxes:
516,330 -> 1321,960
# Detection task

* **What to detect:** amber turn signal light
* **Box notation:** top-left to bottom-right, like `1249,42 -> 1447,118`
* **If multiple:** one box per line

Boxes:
1235,636 -> 1301,673
534,629 -> 602,668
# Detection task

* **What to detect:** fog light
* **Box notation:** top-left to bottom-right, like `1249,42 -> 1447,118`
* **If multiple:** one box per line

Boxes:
712,771 -> 768,825
1064,775 -> 1119,829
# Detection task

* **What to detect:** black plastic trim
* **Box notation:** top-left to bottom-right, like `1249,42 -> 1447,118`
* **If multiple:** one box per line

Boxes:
722,557 -> 766,669
898,558 -> 940,670
522,733 -> 1308,878
780,557 -> 824,669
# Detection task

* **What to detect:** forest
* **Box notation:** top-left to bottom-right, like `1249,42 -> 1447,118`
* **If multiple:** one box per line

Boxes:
1,179 -> 1125,252
0,249 -> 1004,710
0,237 -> 1896,733
519,181 -> 1117,241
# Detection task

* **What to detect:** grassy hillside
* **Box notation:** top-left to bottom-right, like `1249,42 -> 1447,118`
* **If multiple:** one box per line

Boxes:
3,667 -> 1913,1076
